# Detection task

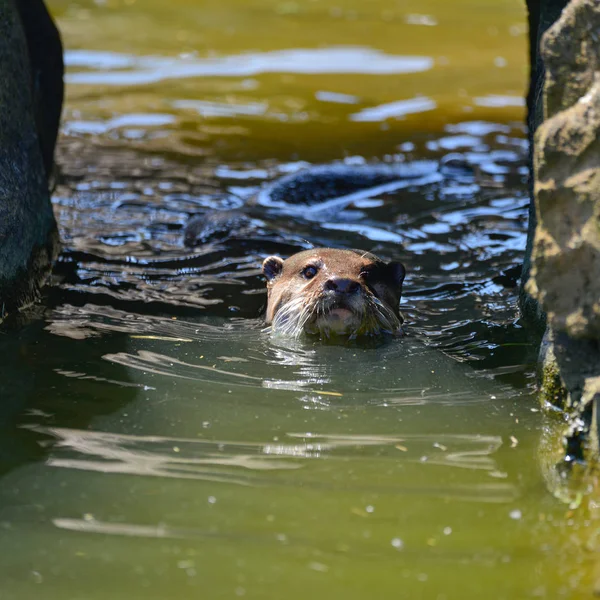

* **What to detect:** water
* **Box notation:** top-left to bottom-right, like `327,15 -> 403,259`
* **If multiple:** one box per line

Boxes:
1,0 -> 597,598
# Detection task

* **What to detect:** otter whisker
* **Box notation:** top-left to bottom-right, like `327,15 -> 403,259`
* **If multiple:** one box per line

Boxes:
271,295 -> 311,337
294,297 -> 317,337
369,296 -> 401,333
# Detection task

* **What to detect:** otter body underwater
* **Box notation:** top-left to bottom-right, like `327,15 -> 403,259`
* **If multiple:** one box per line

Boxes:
262,248 -> 405,339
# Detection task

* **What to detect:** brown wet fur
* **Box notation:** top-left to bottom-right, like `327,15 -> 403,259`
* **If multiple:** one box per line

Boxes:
262,248 -> 405,338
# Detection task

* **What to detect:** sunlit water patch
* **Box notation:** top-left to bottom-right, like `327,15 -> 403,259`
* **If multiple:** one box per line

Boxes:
66,47 -> 434,86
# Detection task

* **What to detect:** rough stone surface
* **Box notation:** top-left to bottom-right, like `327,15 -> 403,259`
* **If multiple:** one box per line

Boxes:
520,0 -> 570,332
0,0 -> 62,315
527,0 -> 600,340
524,0 -> 600,465
15,0 -> 64,180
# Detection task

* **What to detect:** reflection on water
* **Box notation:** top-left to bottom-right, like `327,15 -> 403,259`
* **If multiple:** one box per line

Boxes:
66,47 -> 434,86
350,97 -> 437,121
2,0 -> 594,598
33,426 -> 511,499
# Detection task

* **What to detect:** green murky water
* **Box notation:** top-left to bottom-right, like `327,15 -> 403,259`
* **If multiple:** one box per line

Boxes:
1,1 -> 598,598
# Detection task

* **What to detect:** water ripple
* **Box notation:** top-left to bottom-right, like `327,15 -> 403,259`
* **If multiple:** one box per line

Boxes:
31,427 -> 516,503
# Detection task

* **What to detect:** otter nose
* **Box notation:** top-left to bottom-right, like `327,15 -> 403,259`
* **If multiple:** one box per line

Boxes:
325,277 -> 360,294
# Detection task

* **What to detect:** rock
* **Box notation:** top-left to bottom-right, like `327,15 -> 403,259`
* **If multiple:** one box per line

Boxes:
15,0 -> 64,180
520,0 -> 570,332
528,0 -> 600,340
541,330 -> 600,461
526,0 -> 600,462
0,0 -> 62,317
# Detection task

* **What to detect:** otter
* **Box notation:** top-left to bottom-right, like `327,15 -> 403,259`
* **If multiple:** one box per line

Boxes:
262,248 -> 405,338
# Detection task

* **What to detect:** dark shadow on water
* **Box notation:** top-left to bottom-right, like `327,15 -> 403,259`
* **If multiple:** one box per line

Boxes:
0,312 -> 140,476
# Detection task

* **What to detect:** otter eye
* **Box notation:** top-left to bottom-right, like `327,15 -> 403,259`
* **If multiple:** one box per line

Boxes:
302,265 -> 318,279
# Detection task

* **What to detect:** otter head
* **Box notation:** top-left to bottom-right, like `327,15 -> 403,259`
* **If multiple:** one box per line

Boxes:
262,248 -> 405,338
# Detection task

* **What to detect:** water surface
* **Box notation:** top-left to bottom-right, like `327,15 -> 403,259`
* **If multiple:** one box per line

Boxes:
1,1 -> 596,598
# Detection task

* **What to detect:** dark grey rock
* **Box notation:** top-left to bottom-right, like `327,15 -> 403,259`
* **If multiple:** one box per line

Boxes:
0,0 -> 63,317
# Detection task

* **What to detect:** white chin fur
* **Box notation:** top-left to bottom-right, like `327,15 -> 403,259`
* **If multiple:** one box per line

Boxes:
270,295 -> 400,339
312,309 -> 359,335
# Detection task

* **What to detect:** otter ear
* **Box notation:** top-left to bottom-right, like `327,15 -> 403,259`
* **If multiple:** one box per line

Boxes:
262,256 -> 285,281
387,262 -> 406,286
